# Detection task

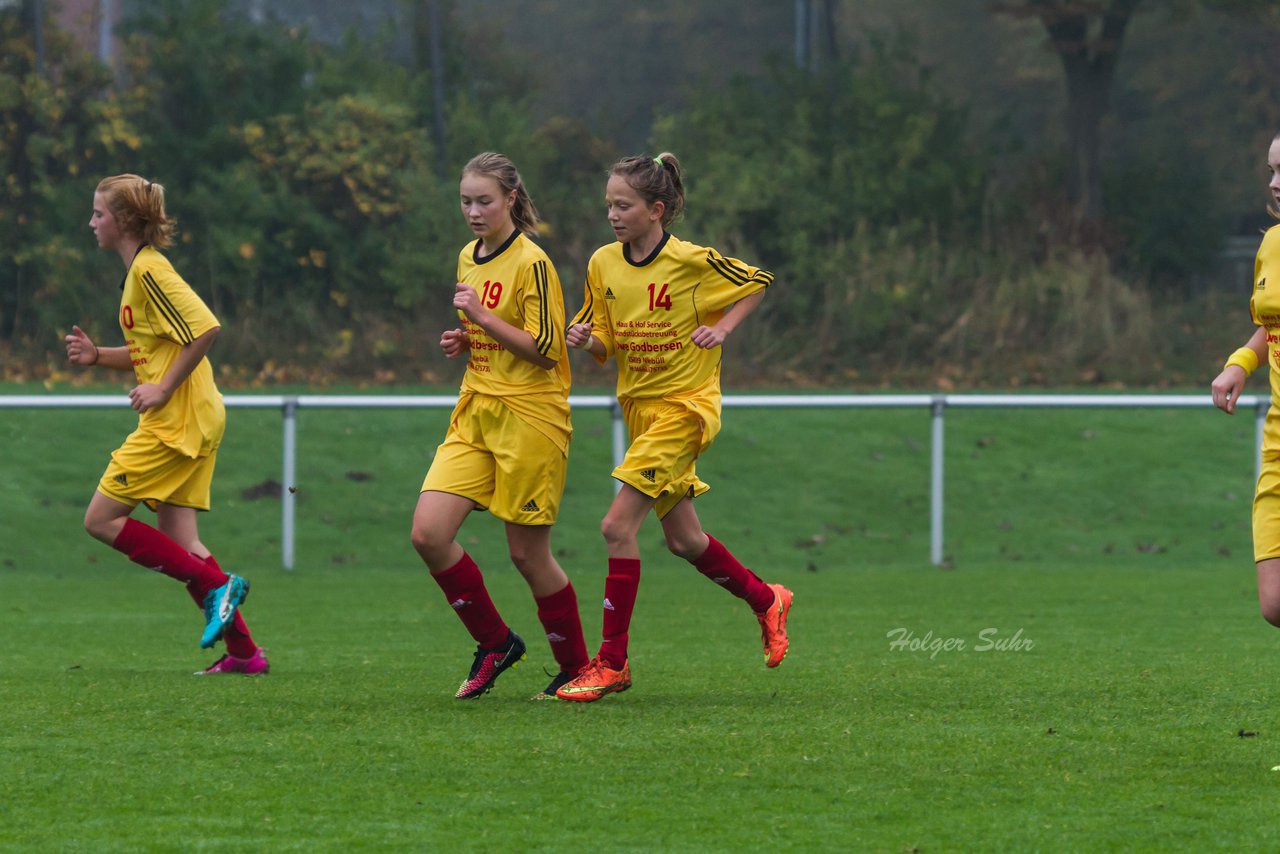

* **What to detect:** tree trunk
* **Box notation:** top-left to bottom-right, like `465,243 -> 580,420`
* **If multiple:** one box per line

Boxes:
411,0 -> 448,178
426,0 -> 447,176
1035,0 -> 1141,224
1059,44 -> 1111,224
818,0 -> 839,66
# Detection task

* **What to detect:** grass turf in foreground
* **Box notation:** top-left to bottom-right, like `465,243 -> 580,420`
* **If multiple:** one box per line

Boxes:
2,558 -> 1279,852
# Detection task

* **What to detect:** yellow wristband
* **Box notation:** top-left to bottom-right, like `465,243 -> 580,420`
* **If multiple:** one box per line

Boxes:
1225,346 -> 1259,376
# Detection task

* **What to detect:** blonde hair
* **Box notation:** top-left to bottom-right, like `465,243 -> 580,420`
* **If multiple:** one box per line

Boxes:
610,152 -> 685,227
95,174 -> 177,248
461,152 -> 541,236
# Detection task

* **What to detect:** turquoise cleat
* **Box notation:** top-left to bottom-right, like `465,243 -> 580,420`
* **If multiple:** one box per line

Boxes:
200,575 -> 249,649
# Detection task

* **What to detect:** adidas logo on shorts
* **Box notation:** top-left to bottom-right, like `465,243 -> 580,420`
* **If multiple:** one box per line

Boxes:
114,473 -> 128,486
521,499 -> 540,512
641,469 -> 656,483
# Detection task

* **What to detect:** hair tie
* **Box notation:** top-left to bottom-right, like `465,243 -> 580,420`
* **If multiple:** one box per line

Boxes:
653,156 -> 664,167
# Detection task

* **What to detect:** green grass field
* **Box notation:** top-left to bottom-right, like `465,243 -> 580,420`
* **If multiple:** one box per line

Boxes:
2,387 -> 1277,851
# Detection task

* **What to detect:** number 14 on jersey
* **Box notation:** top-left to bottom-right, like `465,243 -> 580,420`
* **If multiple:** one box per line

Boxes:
647,282 -> 671,311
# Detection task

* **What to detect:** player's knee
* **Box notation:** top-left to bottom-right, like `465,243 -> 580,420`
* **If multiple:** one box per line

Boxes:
664,532 -> 703,561
1261,599 -> 1280,628
410,522 -> 446,562
600,514 -> 634,550
508,543 -> 536,576
83,510 -> 113,544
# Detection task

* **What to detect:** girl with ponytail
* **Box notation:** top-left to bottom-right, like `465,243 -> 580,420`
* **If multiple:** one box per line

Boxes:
411,152 -> 589,700
64,174 -> 266,675
1212,133 -> 1280,630
557,152 -> 793,702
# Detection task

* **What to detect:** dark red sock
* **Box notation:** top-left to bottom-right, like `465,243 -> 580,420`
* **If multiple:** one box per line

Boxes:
200,555 -> 257,658
598,558 -> 641,669
535,581 -> 589,675
692,534 -> 774,613
112,518 -> 224,588
431,552 -> 508,649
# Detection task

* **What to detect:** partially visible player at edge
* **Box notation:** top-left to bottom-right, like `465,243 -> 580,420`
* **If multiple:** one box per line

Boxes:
1212,130 -> 1280,633
556,152 -> 793,703
64,174 -> 265,674
411,152 -> 589,700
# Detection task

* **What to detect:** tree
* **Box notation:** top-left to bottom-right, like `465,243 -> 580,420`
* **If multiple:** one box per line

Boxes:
661,37 -> 987,368
0,2 -> 137,349
993,0 -> 1142,225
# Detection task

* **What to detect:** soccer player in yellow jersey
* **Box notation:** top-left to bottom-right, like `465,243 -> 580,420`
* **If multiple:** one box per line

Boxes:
411,153 -> 588,699
556,152 -> 793,702
64,174 -> 265,674
1213,130 -> 1280,633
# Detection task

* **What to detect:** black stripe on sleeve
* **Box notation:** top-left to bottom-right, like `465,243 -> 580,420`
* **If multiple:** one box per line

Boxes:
571,287 -> 594,328
533,261 -> 553,356
142,271 -> 196,343
706,251 -> 774,289
706,253 -> 750,287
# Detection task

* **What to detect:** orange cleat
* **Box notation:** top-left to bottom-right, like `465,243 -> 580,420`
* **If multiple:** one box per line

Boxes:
555,656 -> 632,702
757,583 -> 793,668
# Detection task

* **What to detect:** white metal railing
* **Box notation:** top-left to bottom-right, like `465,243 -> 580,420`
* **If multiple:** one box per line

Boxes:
2,393 -> 1267,567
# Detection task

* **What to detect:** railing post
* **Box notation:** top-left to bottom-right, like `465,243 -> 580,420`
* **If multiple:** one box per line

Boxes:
282,396 -> 298,570
611,399 -> 625,494
930,395 -> 946,566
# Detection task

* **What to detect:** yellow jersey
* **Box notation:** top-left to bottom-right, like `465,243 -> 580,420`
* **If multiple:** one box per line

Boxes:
119,245 -> 224,458
455,230 -> 571,453
571,232 -> 772,402
1251,225 -> 1280,446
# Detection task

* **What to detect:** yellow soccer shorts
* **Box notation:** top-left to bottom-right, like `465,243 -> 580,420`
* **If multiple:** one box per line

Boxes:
614,399 -> 710,519
421,395 -> 566,526
98,428 -> 217,511
1255,449 -> 1280,562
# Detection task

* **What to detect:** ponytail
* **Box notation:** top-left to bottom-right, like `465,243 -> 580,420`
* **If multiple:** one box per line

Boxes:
461,152 -> 541,236
610,151 -> 685,227
95,174 -> 177,248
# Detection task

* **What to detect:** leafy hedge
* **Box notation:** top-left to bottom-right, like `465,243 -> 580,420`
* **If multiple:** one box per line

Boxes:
0,2 -> 1226,387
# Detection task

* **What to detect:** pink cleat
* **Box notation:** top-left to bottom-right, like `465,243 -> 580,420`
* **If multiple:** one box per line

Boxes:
195,647 -> 270,676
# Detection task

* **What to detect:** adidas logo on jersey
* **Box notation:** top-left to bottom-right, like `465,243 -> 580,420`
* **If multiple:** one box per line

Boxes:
113,473 -> 128,486
1260,277 -> 1268,291
604,287 -> 616,300
521,499 -> 540,512
640,468 -> 656,483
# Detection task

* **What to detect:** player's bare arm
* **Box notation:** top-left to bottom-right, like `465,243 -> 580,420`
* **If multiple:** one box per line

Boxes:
1212,325 -> 1267,415
453,281 -> 556,369
129,326 -> 219,413
691,290 -> 766,350
65,324 -> 132,371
